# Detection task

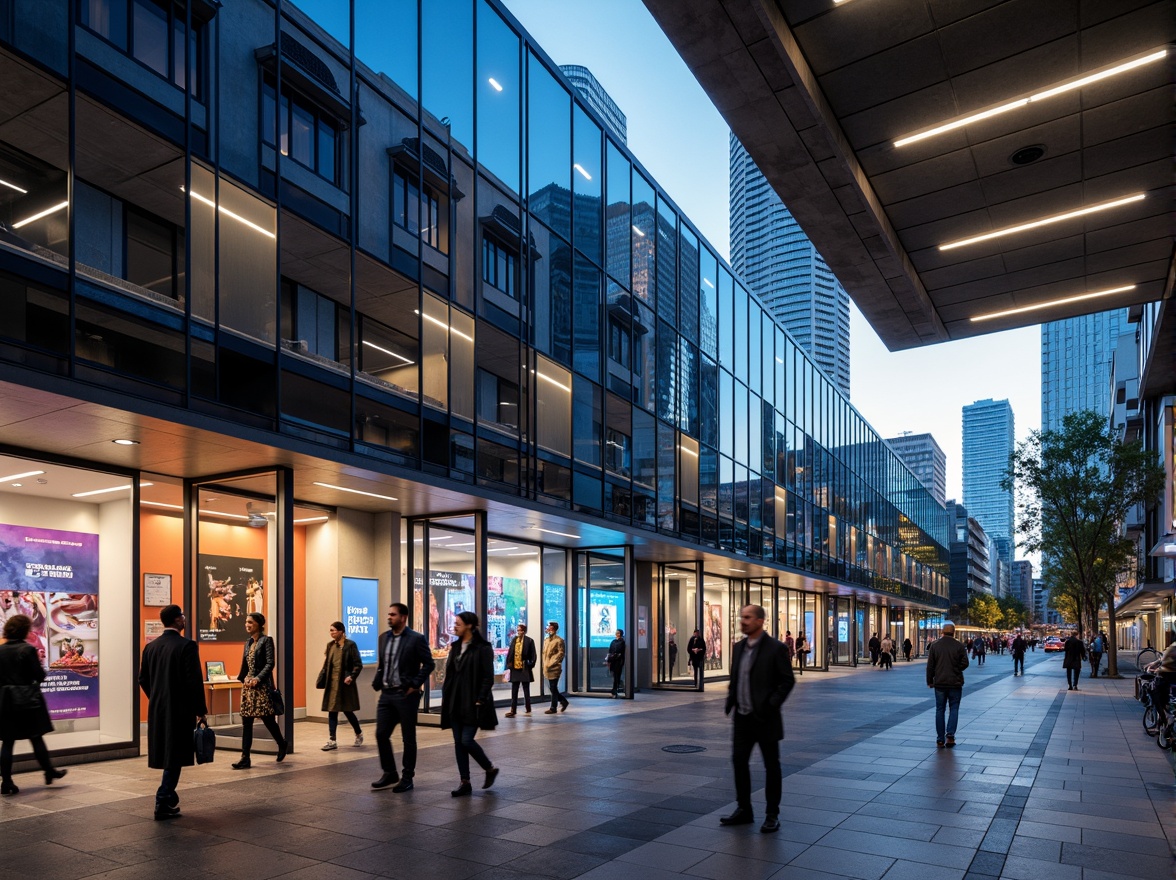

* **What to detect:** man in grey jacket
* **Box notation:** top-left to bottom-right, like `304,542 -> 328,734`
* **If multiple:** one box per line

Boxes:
926,621 -> 969,749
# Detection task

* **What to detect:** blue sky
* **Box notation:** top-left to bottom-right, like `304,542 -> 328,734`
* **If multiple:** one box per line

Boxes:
503,0 -> 1042,506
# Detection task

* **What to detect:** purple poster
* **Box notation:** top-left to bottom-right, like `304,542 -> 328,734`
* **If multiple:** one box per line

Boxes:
0,524 -> 100,720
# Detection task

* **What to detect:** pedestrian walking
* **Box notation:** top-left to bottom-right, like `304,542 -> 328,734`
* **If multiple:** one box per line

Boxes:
317,621 -> 363,751
607,629 -> 626,697
1062,631 -> 1086,690
1088,632 -> 1104,678
0,614 -> 66,796
902,637 -> 913,662
232,613 -> 287,769
783,631 -> 795,660
503,623 -> 536,716
137,605 -> 206,819
926,621 -> 969,748
975,636 -> 986,666
868,632 -> 881,666
720,604 -> 795,835
371,602 -> 434,792
542,621 -> 570,713
879,635 -> 894,670
688,628 -> 706,684
440,611 -> 499,797
1011,632 -> 1026,676
795,632 -> 807,674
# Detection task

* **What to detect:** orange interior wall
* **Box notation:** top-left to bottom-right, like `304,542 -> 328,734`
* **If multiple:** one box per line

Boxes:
139,511 -> 307,721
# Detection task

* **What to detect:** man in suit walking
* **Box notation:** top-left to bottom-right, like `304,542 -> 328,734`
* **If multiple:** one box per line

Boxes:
687,628 -> 706,686
503,623 -> 536,716
371,602 -> 434,792
138,605 -> 206,821
721,605 -> 795,834
607,629 -> 626,697
1062,630 -> 1086,691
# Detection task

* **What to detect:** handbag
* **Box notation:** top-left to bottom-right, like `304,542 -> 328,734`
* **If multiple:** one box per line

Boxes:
315,668 -> 327,690
6,683 -> 46,713
193,719 -> 216,764
269,687 -> 286,716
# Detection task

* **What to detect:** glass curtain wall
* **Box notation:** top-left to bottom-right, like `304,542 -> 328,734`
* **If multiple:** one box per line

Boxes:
572,547 -> 630,695
655,563 -> 701,687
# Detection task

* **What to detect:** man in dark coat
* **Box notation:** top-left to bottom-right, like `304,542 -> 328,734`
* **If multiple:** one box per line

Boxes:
868,633 -> 881,666
371,602 -> 435,792
721,605 -> 795,834
1062,631 -> 1086,690
687,628 -> 706,685
607,629 -> 626,697
1011,632 -> 1027,677
503,623 -> 536,717
138,605 -> 206,820
926,620 -> 969,748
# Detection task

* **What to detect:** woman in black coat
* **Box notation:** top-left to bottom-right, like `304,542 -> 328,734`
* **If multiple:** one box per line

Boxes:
0,614 -> 66,795
318,621 -> 363,750
232,612 -> 287,769
440,611 -> 499,797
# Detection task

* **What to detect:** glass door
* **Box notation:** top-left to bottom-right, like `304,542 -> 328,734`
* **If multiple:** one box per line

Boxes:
571,547 -> 631,696
827,596 -> 854,665
655,563 -> 701,689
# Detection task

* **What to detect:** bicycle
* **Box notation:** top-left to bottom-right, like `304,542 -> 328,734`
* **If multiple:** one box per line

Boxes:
1137,646 -> 1161,667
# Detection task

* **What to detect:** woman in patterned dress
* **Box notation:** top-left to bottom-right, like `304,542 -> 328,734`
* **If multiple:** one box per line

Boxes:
232,613 -> 287,769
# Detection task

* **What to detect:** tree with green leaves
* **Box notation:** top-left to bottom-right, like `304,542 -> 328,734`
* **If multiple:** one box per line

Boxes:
968,591 -> 1002,629
998,595 -> 1028,630
1005,410 -> 1165,677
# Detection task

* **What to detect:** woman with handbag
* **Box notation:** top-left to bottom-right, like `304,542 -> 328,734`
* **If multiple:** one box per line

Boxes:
318,621 -> 363,751
0,614 -> 66,794
440,611 -> 499,797
232,612 -> 287,769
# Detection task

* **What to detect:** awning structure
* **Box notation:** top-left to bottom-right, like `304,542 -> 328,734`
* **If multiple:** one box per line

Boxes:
1115,580 -> 1175,617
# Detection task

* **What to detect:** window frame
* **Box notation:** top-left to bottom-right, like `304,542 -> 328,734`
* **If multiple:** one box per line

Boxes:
77,0 -> 204,98
261,75 -> 343,186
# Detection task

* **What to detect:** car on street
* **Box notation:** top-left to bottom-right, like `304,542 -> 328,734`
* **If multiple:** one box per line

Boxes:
1043,637 -> 1064,652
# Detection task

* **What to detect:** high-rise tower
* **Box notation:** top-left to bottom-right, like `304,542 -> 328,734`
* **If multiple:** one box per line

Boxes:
1041,309 -> 1127,432
962,399 -> 1015,577
559,65 -> 627,145
730,135 -> 850,397
886,433 -> 947,508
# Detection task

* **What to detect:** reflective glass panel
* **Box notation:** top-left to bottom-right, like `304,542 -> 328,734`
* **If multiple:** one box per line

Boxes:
572,105 -> 602,264
573,253 -> 601,380
655,196 -> 676,324
476,1 -> 520,193
527,53 -> 571,241
355,0 -> 417,98
631,174 -> 655,305
605,141 -> 630,287
718,268 -> 732,370
423,0 -> 473,149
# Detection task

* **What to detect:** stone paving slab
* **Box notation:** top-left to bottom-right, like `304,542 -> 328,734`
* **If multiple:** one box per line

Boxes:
0,652 -> 1171,879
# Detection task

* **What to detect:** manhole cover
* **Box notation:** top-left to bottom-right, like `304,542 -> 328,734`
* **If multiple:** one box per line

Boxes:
662,744 -> 707,754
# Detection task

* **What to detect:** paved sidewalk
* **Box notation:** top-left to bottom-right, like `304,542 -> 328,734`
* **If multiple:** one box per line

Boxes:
0,651 -> 1171,879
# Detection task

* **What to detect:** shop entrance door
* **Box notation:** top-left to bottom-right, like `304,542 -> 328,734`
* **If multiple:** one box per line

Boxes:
827,596 -> 855,665
571,547 -> 631,697
655,562 -> 702,689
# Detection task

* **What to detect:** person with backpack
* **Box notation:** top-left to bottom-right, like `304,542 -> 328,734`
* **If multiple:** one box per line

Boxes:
1089,632 -> 1104,678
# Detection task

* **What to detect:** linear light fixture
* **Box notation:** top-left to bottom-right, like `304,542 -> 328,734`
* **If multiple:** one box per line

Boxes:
631,225 -> 645,237
294,516 -> 329,524
573,163 -> 592,181
72,481 -> 153,498
703,277 -> 714,288
530,526 -> 580,539
414,308 -> 474,341
729,567 -> 747,573
488,77 -> 503,92
200,508 -> 249,520
0,178 -> 27,194
142,500 -> 183,510
362,339 -> 414,365
313,481 -> 398,502
0,470 -> 45,482
12,201 -> 68,229
939,193 -> 1144,251
181,187 -> 276,239
970,284 -> 1136,323
531,369 -> 571,392
895,48 -> 1168,148
679,444 -> 698,458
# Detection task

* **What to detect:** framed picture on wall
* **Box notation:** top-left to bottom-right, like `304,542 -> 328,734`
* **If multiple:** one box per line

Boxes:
143,573 -> 172,607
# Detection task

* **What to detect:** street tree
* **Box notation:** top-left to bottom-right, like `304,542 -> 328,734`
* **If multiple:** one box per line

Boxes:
998,595 -> 1029,630
1005,410 -> 1164,677
968,591 -> 1002,629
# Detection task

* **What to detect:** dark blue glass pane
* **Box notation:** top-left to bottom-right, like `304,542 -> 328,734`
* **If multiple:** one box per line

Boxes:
423,0 -> 473,149
357,0 -> 417,100
527,53 -> 571,240
605,140 -> 629,288
476,1 -> 520,193
573,105 -> 602,264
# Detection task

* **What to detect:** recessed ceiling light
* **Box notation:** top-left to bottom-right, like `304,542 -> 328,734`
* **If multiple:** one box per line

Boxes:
142,501 -> 183,510
12,201 -> 68,229
72,482 -> 153,498
112,439 -> 140,446
313,481 -> 398,502
0,470 -> 45,482
894,48 -> 1169,148
0,177 -> 27,194
970,284 -> 1137,323
939,193 -> 1145,251
729,568 -> 747,573
10,483 -> 22,488
530,526 -> 580,539
294,516 -> 329,524
488,77 -> 503,92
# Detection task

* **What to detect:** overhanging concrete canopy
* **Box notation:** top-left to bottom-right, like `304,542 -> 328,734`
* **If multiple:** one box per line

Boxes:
644,0 -> 1175,350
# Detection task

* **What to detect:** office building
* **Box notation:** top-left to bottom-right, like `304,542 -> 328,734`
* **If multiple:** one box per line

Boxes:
949,501 -> 991,617
886,433 -> 946,508
1012,560 -> 1033,619
1041,309 -> 1126,432
0,0 -> 948,764
729,135 -> 850,397
559,65 -> 626,145
962,399 -> 1015,577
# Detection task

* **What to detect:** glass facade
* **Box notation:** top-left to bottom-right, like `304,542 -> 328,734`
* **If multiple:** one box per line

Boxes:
0,0 -> 948,707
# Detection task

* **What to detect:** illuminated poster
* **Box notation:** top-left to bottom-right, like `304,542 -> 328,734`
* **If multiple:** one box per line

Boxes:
488,576 -> 527,675
588,590 -> 624,648
197,554 -> 264,642
341,577 -> 379,665
704,601 -> 723,663
543,583 -> 565,641
0,524 -> 100,720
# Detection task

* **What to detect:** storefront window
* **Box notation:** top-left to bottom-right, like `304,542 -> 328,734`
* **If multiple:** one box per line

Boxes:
413,523 -> 476,702
657,564 -> 697,686
0,455 -> 135,753
702,574 -> 731,677
487,539 -> 543,694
